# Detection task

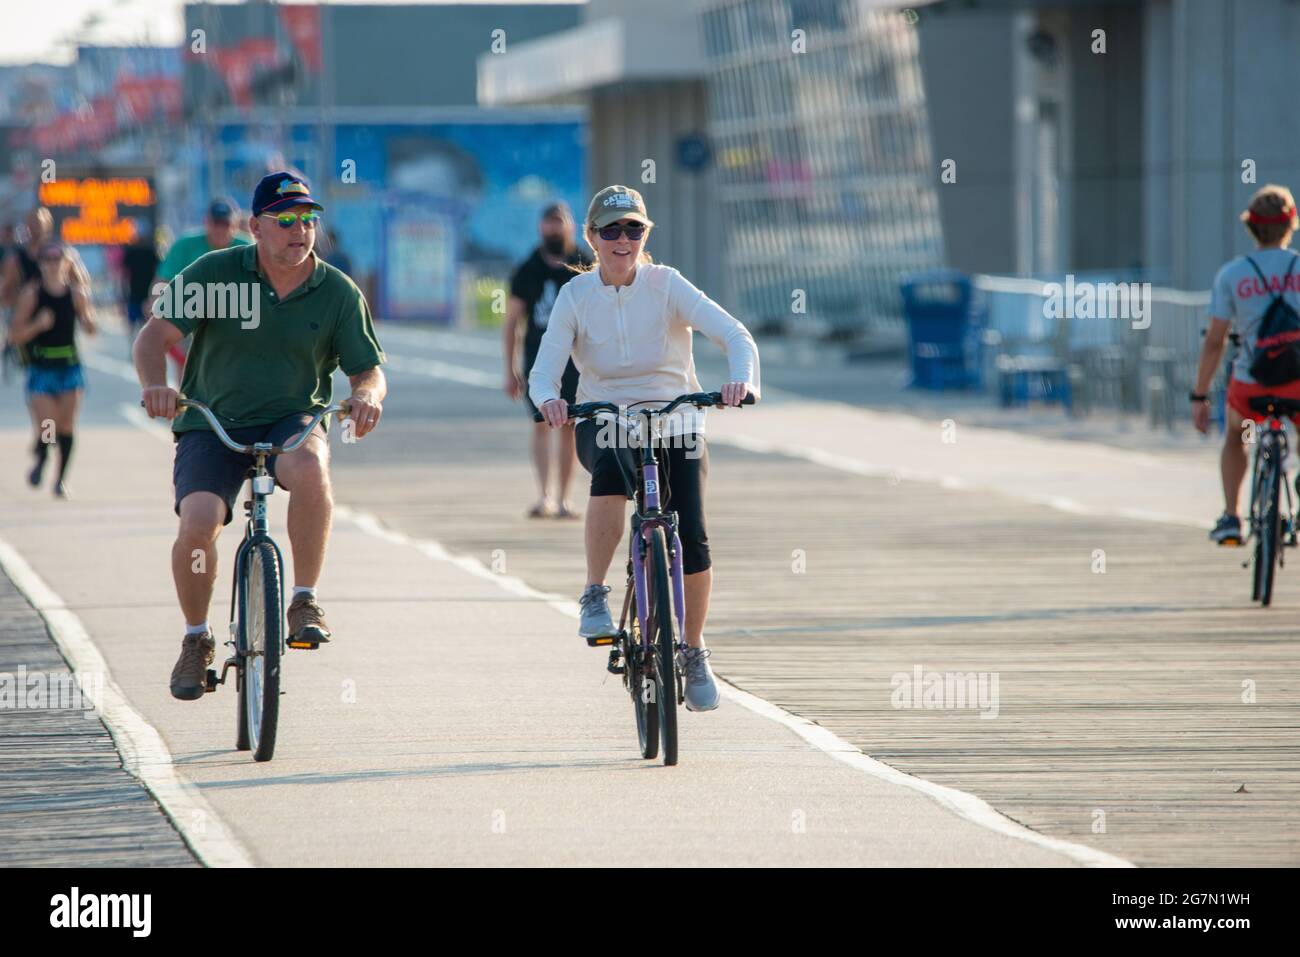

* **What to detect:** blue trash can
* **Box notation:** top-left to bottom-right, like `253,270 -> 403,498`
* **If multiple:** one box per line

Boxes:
900,270 -> 984,390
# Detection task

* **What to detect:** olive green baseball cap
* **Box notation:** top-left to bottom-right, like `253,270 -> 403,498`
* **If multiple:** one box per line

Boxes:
586,185 -> 654,229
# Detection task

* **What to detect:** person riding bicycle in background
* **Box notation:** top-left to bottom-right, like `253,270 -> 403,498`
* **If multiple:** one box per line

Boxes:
133,171 -> 387,701
529,185 -> 760,712
504,201 -> 592,518
1193,184 -> 1300,545
6,241 -> 96,498
147,198 -> 252,377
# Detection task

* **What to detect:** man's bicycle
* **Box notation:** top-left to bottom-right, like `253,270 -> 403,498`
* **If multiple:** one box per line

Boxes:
1243,395 -> 1300,606
537,390 -> 753,766
160,396 -> 348,761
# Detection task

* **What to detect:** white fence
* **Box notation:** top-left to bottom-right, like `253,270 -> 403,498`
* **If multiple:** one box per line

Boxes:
971,274 -> 1217,426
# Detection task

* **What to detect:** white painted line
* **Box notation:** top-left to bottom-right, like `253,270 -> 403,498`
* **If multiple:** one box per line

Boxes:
119,403 -> 173,444
376,325 -> 501,358
335,505 -> 1133,868
81,349 -> 140,382
723,683 -> 1134,868
383,354 -> 498,388
0,536 -> 255,868
338,506 -> 580,620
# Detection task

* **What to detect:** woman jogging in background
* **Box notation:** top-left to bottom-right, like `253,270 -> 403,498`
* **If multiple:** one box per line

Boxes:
1193,184 -> 1300,544
529,185 -> 760,712
6,241 -> 96,498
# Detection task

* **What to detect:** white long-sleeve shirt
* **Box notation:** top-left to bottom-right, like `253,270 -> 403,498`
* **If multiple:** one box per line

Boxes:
527,263 -> 760,436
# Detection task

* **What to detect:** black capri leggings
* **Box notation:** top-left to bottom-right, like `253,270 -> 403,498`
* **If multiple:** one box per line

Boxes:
574,419 -> 711,574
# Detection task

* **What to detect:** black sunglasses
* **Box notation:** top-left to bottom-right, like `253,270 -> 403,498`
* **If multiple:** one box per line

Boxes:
593,222 -> 646,241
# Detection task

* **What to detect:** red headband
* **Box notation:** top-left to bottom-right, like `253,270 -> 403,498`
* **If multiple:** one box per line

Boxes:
1247,206 -> 1296,224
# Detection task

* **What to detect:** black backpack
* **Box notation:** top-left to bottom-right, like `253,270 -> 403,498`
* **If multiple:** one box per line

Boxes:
1246,253 -> 1300,386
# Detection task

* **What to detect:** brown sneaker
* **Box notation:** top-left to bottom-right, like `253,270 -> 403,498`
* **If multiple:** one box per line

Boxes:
170,631 -> 215,701
287,594 -> 331,649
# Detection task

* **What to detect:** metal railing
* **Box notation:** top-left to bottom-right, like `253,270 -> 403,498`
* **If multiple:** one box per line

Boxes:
972,274 -> 1216,428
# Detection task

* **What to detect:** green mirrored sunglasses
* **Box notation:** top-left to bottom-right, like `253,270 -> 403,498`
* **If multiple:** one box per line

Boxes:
263,209 -> 321,228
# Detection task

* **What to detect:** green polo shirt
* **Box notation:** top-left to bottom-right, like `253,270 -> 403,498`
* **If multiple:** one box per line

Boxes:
157,230 -> 252,281
160,244 -> 385,434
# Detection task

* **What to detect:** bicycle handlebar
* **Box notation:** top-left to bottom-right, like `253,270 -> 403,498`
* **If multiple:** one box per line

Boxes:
142,394 -> 351,456
531,390 -> 755,424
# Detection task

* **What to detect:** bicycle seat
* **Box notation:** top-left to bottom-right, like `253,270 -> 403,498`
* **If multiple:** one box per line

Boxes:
1248,395 -> 1300,417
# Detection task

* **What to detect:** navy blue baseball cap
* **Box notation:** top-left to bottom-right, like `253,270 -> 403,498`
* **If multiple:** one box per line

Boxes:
251,171 -> 324,218
207,197 -> 236,222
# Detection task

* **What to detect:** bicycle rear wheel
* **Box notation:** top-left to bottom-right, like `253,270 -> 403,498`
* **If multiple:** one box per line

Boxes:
238,539 -> 283,761
646,527 -> 679,766
1257,461 -> 1281,607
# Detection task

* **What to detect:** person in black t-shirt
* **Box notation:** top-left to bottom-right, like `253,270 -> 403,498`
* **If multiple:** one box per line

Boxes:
504,202 -> 593,519
120,222 -> 160,356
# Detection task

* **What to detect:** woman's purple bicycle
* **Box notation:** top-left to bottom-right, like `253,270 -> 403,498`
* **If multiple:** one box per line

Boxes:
538,390 -> 754,765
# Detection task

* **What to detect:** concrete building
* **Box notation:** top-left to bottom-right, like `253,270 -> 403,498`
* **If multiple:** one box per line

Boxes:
919,0 -> 1300,290
485,0 -> 1300,337
479,0 -> 725,312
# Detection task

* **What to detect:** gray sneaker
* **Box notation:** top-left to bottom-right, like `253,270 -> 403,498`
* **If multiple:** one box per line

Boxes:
170,631 -> 215,701
679,647 -> 720,712
578,584 -> 617,646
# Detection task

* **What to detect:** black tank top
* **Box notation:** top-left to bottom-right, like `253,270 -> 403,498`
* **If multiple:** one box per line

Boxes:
28,282 -> 79,367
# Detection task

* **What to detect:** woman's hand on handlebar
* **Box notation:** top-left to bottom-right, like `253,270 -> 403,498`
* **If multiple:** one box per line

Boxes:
719,382 -> 752,407
540,398 -> 569,428
142,385 -> 180,420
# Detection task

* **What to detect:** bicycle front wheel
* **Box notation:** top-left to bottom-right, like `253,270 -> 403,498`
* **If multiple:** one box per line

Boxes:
238,539 -> 283,761
646,527 -> 679,766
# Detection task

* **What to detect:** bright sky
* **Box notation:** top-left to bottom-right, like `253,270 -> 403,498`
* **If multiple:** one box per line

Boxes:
0,0 -> 586,66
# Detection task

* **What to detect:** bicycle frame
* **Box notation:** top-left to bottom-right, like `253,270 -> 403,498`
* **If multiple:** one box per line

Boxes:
227,448 -> 288,682
172,396 -> 348,685
620,422 -> 688,661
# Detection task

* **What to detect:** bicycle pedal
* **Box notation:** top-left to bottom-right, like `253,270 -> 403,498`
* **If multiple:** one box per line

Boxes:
585,634 -> 617,648
606,649 -> 625,675
204,669 -> 218,693
287,638 -> 321,650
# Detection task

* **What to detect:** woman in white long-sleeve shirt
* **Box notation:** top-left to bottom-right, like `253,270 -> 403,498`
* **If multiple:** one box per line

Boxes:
529,185 -> 760,712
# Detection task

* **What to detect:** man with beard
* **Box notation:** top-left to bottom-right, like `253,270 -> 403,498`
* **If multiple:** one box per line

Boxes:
502,201 -> 592,518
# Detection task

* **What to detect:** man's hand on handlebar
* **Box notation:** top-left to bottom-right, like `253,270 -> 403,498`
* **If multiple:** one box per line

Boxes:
141,385 -> 180,420
540,398 -> 569,429
347,389 -> 382,439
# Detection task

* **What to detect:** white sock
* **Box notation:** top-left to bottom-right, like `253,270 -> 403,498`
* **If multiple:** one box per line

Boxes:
293,586 -> 316,600
185,622 -> 210,637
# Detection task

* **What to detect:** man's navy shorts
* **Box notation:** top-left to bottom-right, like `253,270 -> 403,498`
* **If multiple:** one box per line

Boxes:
173,413 -> 322,526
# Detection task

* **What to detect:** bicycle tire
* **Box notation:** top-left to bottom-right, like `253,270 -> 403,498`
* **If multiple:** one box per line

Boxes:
627,586 -> 658,760
1258,460 -> 1282,607
238,539 -> 283,761
646,527 -> 679,766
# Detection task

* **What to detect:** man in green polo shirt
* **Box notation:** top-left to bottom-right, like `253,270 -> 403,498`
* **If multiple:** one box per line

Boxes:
133,171 -> 387,702
146,198 -> 251,373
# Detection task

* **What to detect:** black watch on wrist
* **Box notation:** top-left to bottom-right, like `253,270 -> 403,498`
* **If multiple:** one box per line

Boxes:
1189,392 -> 1209,403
